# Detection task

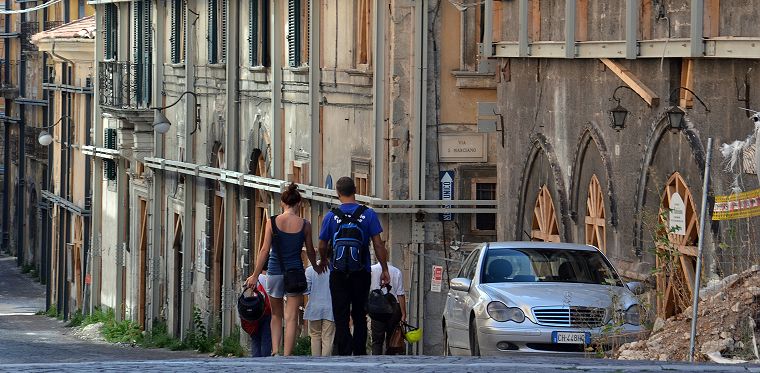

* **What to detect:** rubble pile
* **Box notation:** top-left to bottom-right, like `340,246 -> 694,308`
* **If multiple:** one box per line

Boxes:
617,265 -> 760,362
70,322 -> 106,342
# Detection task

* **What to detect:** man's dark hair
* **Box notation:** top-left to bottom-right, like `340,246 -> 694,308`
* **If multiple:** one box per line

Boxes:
336,176 -> 356,197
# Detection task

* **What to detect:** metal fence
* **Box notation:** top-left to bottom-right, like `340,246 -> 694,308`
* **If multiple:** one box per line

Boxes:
43,20 -> 64,31
20,21 -> 39,51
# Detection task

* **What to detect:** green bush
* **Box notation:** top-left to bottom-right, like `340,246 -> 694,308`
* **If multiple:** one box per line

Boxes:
293,336 -> 311,356
183,306 -> 215,353
21,264 -> 34,274
45,305 -> 58,318
215,330 -> 246,357
141,320 -> 178,349
67,310 -> 84,327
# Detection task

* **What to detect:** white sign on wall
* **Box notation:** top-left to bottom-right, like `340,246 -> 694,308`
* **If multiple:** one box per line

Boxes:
669,192 -> 686,235
431,265 -> 443,293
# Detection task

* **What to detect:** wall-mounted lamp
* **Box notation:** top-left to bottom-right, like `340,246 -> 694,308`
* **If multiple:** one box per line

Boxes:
667,87 -> 710,132
37,115 -> 72,146
151,91 -> 200,134
608,86 -> 641,131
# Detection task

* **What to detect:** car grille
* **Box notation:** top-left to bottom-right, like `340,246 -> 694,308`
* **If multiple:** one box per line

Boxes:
532,306 -> 606,327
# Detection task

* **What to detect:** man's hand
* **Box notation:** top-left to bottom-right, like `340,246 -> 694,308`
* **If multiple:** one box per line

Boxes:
380,269 -> 390,286
315,260 -> 329,274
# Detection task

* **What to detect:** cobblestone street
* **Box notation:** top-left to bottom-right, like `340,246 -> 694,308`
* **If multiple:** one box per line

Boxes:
2,254 -> 760,372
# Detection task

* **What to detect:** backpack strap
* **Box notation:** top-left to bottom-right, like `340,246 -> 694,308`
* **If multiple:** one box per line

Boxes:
331,207 -> 350,223
270,215 -> 286,274
350,205 -> 368,222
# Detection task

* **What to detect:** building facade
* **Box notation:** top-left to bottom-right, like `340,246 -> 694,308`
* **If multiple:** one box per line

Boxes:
83,0 -> 498,354
484,0 -> 760,320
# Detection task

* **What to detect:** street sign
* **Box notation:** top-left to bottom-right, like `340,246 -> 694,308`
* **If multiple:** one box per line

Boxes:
431,265 -> 443,293
440,171 -> 455,221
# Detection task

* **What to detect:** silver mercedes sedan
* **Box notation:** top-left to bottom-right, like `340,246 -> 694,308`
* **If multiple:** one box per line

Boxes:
442,242 -> 645,356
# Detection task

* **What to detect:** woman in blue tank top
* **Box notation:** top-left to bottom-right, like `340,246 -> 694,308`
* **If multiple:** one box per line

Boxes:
246,183 -> 319,356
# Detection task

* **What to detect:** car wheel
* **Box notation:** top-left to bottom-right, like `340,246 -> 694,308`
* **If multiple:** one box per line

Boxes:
469,317 -> 480,356
443,323 -> 451,356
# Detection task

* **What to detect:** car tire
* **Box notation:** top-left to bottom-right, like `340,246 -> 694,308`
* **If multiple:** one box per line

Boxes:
443,323 -> 451,356
469,317 -> 480,357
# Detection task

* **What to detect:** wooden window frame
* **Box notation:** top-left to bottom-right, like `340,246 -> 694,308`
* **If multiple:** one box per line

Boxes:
470,178 -> 497,234
248,0 -> 271,67
354,0 -> 372,69
170,0 -> 186,64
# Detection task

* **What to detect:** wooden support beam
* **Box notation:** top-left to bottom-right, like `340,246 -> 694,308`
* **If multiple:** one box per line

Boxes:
640,0 -> 652,40
600,58 -> 660,107
531,0 -> 540,42
680,58 -> 695,108
704,0 -> 719,38
576,0 -> 588,42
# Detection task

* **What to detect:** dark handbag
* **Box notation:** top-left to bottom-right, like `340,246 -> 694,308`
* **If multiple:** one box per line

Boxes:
271,215 -> 307,294
368,284 -> 397,321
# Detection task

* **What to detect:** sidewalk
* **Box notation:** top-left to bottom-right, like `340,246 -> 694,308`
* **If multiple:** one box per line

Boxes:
0,254 -> 45,316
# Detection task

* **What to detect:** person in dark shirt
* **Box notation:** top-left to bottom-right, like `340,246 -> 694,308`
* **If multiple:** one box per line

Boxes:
318,177 -> 390,356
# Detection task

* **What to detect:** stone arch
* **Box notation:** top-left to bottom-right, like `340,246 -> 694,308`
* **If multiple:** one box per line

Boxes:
569,123 -> 618,228
633,111 -> 707,258
515,134 -> 570,242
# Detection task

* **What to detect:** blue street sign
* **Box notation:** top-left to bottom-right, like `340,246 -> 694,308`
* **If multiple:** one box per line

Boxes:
440,170 -> 455,221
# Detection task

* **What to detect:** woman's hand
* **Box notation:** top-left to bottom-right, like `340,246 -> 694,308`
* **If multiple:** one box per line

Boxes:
245,274 -> 259,289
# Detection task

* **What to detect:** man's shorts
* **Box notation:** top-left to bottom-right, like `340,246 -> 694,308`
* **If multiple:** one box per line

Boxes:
265,274 -> 305,299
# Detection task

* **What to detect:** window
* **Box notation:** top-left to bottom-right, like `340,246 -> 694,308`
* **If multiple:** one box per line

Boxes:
585,175 -> 606,253
472,179 -> 496,232
171,0 -> 186,63
104,4 -> 118,60
104,128 -> 117,181
462,249 -> 480,280
458,1 -> 502,71
351,157 -> 370,196
355,0 -> 371,67
287,0 -> 309,67
208,0 -> 227,63
531,185 -> 560,242
78,0 -> 85,18
248,0 -> 270,67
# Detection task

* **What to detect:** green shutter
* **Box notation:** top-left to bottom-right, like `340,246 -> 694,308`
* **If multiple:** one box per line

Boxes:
220,0 -> 227,63
249,0 -> 257,66
171,0 -> 178,63
287,0 -> 299,67
104,4 -> 117,59
104,129 -> 117,181
208,0 -> 217,63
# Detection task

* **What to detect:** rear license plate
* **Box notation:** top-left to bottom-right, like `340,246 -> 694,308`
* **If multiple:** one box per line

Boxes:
551,331 -> 590,344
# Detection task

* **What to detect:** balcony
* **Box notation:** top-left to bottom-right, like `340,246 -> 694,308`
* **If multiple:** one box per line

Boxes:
20,21 -> 39,51
98,61 -> 153,124
0,60 -> 19,99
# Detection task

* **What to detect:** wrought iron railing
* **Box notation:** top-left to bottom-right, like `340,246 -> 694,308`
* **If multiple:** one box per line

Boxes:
43,20 -> 64,31
98,61 -> 151,109
20,21 -> 39,51
0,59 -> 18,89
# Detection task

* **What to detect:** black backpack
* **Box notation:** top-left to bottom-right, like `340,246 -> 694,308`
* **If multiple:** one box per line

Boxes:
330,205 -> 368,273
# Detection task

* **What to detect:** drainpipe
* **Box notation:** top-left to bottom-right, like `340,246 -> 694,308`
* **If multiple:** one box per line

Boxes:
1,0 -> 10,256
16,11 -> 27,267
222,0 -> 240,338
270,0 -> 283,180
372,0 -> 385,200
42,49 -> 50,311
411,0 -> 429,355
82,79 -> 92,316
180,0 -> 198,339
308,0 -> 321,244
89,5 -> 105,316
57,61 -> 68,320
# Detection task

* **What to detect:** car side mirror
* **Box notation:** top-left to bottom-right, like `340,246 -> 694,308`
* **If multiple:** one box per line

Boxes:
626,281 -> 645,295
450,277 -> 472,292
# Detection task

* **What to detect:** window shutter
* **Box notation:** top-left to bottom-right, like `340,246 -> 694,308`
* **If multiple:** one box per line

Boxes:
287,0 -> 300,67
104,5 -> 117,60
142,0 -> 152,105
132,2 -> 141,103
104,129 -> 117,181
249,0 -> 257,66
171,0 -> 178,63
262,0 -> 270,67
304,0 -> 309,64
220,0 -> 227,63
208,0 -> 217,63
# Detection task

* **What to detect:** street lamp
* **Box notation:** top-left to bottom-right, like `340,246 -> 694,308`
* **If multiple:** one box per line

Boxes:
667,87 -> 710,132
151,91 -> 200,134
37,115 -> 71,146
608,85 -> 642,131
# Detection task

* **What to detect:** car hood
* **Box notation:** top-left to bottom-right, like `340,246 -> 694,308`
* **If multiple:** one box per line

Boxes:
479,282 -> 637,311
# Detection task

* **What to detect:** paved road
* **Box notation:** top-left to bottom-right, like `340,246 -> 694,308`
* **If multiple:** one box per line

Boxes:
2,254 -> 759,372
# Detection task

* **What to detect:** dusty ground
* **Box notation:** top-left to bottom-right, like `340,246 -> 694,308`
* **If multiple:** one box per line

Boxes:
617,265 -> 760,362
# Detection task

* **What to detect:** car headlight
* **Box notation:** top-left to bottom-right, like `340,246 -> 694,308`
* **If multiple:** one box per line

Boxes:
624,305 -> 641,326
486,301 -> 525,323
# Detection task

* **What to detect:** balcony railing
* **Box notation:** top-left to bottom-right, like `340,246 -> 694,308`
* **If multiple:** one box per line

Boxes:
98,61 -> 151,110
20,21 -> 39,51
0,59 -> 18,91
43,20 -> 64,31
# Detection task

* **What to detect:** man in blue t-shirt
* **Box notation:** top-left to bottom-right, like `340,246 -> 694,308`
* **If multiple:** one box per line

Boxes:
318,177 -> 389,356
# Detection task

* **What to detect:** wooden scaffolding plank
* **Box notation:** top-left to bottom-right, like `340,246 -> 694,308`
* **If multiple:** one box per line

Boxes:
600,58 -> 660,106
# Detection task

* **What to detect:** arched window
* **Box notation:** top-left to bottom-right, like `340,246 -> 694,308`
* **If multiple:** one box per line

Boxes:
585,175 -> 606,253
531,185 -> 560,242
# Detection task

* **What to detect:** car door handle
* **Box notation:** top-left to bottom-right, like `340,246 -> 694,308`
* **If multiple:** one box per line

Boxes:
453,295 -> 460,301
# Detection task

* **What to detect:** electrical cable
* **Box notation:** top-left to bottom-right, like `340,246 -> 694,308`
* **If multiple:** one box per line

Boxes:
0,0 -> 62,14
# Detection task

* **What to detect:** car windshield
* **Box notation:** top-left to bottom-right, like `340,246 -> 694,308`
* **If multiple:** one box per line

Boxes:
480,247 -> 623,286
